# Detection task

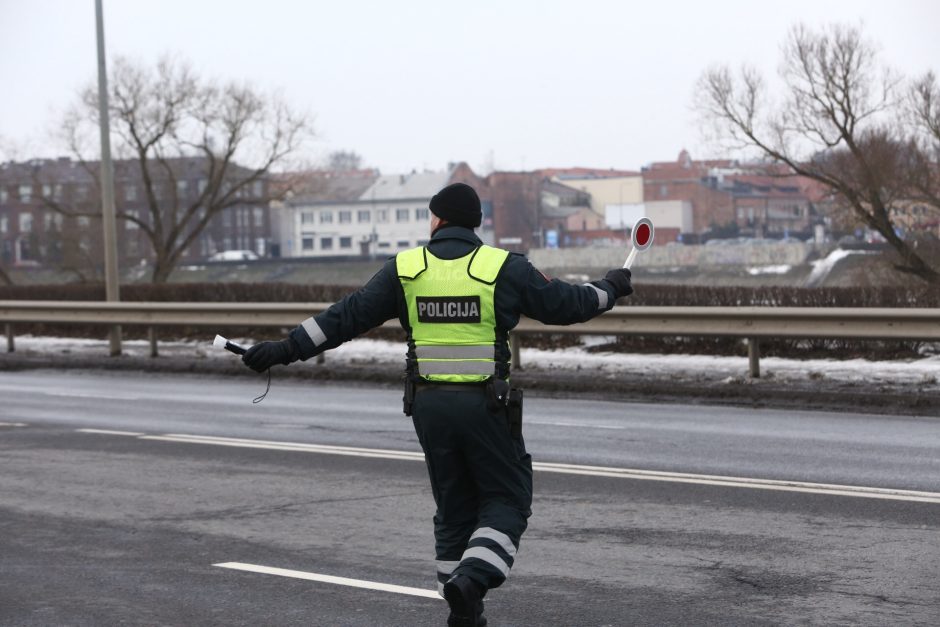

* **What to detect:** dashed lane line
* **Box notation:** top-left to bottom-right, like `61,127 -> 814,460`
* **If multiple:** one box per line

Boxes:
78,429 -> 940,504
213,562 -> 441,600
0,422 -> 28,427
76,428 -> 146,437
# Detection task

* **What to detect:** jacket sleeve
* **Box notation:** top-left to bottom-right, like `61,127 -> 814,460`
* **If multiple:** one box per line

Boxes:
512,256 -> 618,326
288,259 -> 401,360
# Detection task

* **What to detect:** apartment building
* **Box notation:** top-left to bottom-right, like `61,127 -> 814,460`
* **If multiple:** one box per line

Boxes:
0,157 -> 271,270
642,150 -> 819,240
279,163 -> 486,258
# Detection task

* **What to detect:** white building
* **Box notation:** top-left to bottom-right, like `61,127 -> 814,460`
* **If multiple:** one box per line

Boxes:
279,168 -> 467,258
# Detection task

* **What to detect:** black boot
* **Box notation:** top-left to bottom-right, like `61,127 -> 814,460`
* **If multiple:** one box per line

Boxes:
443,575 -> 486,627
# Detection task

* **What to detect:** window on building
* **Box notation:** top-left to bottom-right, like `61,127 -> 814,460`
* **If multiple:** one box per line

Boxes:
127,237 -> 139,257
396,208 -> 409,222
321,237 -> 333,250
78,216 -> 91,228
339,236 -> 352,249
223,237 -> 232,250
339,210 -> 352,224
19,212 -> 33,232
177,180 -> 188,196
198,179 -> 208,195
0,216 -> 7,233
377,241 -> 390,249
396,240 -> 409,247
223,209 -> 232,227
415,208 -> 429,221
320,211 -> 333,224
18,185 -> 32,203
44,212 -> 54,231
125,210 -> 139,230
416,239 -> 429,246
253,180 -> 264,198
659,184 -> 668,198
256,238 -> 266,256
357,210 -> 371,223
302,237 -> 314,250
253,208 -> 264,227
301,211 -> 314,225
125,185 -> 137,201
376,209 -> 388,223
0,187 -> 8,203
53,184 -> 63,201
42,184 -> 52,198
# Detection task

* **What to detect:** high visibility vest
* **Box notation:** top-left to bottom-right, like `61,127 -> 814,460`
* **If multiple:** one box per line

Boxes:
397,244 -> 510,383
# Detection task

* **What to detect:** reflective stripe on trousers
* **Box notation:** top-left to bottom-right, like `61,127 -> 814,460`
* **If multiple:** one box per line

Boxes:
458,526 -> 517,580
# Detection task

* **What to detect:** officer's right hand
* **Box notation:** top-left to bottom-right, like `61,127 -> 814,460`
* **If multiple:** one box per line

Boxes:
604,268 -> 634,298
242,340 -> 292,373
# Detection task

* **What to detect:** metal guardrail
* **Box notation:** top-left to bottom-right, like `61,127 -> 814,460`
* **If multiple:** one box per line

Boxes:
2,300 -> 939,378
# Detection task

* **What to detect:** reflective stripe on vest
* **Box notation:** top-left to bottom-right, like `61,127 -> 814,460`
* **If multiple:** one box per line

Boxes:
397,244 -> 510,383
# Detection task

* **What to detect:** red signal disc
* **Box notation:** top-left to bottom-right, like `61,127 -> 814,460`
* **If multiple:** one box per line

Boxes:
635,223 -> 651,247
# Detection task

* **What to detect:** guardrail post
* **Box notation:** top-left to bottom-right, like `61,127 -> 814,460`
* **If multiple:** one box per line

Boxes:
511,333 -> 522,371
148,326 -> 158,358
748,337 -> 760,378
4,323 -> 13,353
316,353 -> 326,365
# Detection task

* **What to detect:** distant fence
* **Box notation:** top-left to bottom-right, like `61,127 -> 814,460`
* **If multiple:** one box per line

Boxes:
2,301 -> 939,378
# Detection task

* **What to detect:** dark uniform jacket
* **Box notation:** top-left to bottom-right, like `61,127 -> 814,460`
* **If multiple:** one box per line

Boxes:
289,225 -> 620,362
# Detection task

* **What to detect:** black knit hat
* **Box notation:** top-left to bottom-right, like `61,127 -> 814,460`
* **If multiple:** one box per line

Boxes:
429,183 -> 482,228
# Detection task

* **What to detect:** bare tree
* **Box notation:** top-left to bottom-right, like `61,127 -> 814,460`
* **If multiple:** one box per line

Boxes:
908,72 -> 940,209
326,150 -> 364,172
51,56 -> 311,283
697,23 -> 940,284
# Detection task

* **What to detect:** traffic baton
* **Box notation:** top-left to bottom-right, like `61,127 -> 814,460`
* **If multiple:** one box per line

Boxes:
623,217 -> 654,269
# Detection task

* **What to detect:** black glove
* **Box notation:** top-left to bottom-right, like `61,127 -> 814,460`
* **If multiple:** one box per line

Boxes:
242,339 -> 298,373
604,268 -> 634,298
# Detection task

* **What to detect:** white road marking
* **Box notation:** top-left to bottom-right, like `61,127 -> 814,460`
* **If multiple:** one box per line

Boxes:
44,391 -> 143,401
213,562 -> 442,600
77,428 -> 145,437
0,422 -> 28,427
139,434 -> 422,461
83,430 -> 940,504
529,420 -> 627,430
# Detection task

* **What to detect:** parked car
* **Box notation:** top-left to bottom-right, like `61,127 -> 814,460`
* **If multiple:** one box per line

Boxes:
208,250 -> 259,262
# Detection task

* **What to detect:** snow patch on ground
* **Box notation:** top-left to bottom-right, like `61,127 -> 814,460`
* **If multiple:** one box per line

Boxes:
6,334 -> 939,387
747,265 -> 792,275
804,249 -> 875,286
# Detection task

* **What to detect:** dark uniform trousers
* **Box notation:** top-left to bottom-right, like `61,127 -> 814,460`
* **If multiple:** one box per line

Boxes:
411,386 -> 533,594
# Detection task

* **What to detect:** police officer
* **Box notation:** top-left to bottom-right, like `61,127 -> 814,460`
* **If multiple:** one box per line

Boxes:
242,182 -> 634,626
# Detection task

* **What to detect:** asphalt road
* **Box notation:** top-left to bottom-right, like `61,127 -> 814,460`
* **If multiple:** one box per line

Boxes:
1,369 -> 938,626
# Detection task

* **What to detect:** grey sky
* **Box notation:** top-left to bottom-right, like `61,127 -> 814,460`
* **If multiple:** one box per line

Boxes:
1,0 -> 937,174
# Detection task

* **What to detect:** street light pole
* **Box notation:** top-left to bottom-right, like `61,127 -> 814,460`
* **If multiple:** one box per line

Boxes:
95,0 -> 122,356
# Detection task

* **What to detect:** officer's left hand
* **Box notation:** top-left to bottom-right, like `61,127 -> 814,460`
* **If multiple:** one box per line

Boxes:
242,340 -> 293,373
